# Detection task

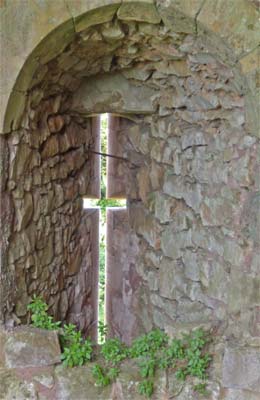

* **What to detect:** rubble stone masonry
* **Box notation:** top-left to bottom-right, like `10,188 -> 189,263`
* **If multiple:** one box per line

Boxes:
0,1 -> 259,398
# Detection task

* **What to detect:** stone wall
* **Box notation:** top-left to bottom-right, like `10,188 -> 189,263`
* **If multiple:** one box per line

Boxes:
106,208 -> 138,345
0,1 -> 259,398
1,110 -> 100,336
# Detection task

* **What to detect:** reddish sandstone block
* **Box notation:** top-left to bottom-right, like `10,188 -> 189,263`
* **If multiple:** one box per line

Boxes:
0,326 -> 61,368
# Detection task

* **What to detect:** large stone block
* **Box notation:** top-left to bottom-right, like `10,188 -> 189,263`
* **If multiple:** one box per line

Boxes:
55,365 -> 112,400
222,346 -> 260,392
72,3 -> 120,32
118,1 -> 161,24
1,327 -> 61,368
156,0 -> 196,33
72,72 -> 157,114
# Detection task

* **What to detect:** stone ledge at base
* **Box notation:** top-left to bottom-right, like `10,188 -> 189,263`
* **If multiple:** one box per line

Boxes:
1,363 -> 260,400
0,326 -> 260,400
0,326 -> 61,368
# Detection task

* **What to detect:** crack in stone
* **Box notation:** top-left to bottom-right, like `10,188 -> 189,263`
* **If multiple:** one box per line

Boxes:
194,0 -> 207,35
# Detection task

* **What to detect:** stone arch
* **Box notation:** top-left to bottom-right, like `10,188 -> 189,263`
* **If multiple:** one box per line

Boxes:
0,0 -> 259,352
1,0 -> 258,135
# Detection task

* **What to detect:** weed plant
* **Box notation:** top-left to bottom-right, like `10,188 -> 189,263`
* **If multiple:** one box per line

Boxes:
27,296 -> 212,398
27,295 -> 61,330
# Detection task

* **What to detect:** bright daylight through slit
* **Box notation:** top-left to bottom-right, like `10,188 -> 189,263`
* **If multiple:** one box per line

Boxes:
84,114 -> 126,342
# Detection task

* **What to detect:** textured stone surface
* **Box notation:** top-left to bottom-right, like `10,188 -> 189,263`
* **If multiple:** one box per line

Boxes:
1,327 -> 61,368
106,208 -> 139,344
118,1 -> 161,23
0,1 -> 259,396
0,350 -> 224,400
0,0 -> 73,132
221,388 -> 260,400
228,271 -> 260,313
55,365 -> 112,400
73,72 -> 157,114
107,115 -> 127,198
0,368 -> 37,400
1,0 -> 258,133
74,3 -> 120,32
222,346 -> 260,392
197,0 -> 259,57
156,0 -> 196,33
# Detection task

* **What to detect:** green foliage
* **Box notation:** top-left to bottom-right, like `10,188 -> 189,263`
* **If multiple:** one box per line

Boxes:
92,364 -> 111,387
194,382 -> 209,396
130,329 -> 168,358
107,366 -> 120,380
139,358 -> 156,379
184,328 -> 210,352
60,323 -> 93,367
131,328 -> 211,398
138,380 -> 154,398
27,295 -> 61,330
27,298 -> 213,399
175,330 -> 211,382
91,364 -> 120,387
96,198 -> 125,219
176,367 -> 188,381
101,338 -> 128,365
98,321 -> 108,344
168,338 -> 186,360
183,329 -> 211,379
158,338 -> 185,369
61,339 -> 92,367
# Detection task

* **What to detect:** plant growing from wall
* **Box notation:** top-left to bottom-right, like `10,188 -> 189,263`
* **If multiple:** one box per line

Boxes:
27,295 -> 61,330
27,297 -> 212,398
98,320 -> 108,344
60,323 -> 93,367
